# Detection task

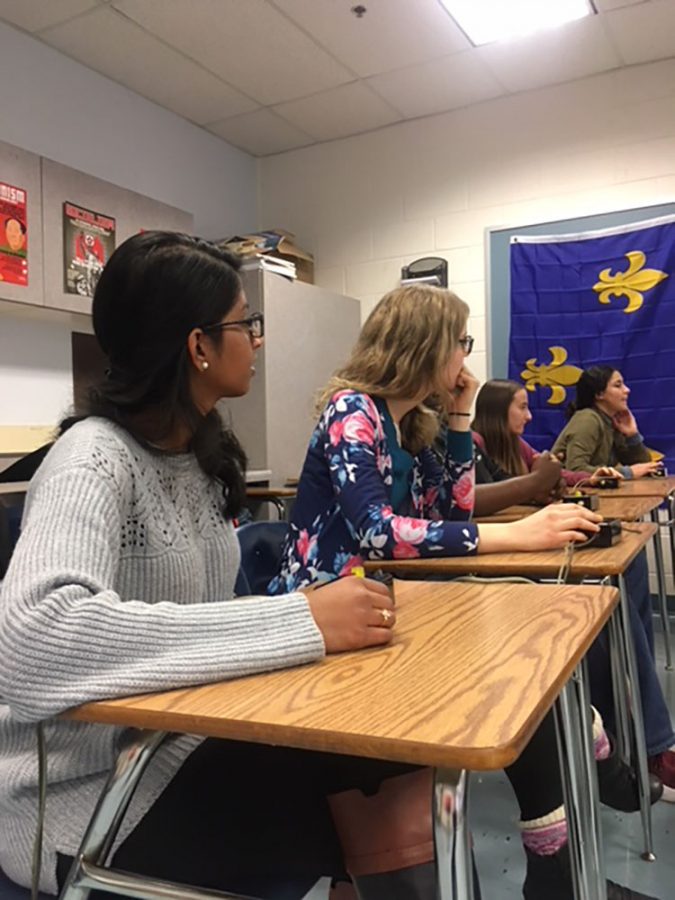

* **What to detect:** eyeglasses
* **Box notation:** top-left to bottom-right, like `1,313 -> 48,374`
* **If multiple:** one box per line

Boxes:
459,335 -> 474,355
202,312 -> 264,340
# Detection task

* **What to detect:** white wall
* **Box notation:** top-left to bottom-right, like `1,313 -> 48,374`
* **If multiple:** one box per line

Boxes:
259,58 -> 675,390
0,305 -> 76,426
0,21 -> 257,428
0,22 -> 256,240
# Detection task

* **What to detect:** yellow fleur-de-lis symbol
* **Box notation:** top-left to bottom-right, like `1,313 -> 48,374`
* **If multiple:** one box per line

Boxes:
593,250 -> 668,314
521,346 -> 583,406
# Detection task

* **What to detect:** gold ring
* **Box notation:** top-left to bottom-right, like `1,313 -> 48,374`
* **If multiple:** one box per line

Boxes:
380,608 -> 393,625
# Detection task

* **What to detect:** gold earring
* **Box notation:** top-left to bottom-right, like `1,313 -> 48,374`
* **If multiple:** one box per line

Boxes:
201,361 -> 209,371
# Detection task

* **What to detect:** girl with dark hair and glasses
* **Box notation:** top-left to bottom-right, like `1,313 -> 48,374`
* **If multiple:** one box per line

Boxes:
0,230 -> 461,900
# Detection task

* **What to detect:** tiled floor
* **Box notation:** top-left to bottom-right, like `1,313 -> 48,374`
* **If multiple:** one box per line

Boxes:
472,624 -> 675,899
304,620 -> 675,900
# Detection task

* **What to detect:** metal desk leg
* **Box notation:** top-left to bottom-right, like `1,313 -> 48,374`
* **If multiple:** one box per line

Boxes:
575,659 -> 606,896
434,768 -> 474,900
614,575 -> 657,862
60,729 -> 252,900
650,508 -> 673,671
608,609 -> 632,763
664,495 -> 675,672
60,729 -> 167,900
553,666 -> 605,900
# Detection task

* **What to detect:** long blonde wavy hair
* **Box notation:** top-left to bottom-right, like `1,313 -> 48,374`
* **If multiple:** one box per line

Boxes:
318,285 -> 469,454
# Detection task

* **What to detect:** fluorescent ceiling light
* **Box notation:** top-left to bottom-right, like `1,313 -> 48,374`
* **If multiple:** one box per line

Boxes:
438,0 -> 595,46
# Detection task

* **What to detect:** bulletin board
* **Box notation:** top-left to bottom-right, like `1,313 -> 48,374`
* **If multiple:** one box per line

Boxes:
42,158 -> 193,315
0,139 -> 43,308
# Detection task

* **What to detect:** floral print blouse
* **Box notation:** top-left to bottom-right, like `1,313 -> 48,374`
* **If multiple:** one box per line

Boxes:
269,390 -> 479,593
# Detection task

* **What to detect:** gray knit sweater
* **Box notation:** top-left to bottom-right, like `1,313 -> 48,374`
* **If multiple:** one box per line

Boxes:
0,418 -> 324,893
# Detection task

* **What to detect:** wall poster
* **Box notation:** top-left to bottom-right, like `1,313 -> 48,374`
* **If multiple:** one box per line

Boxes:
63,201 -> 115,297
0,181 -> 28,286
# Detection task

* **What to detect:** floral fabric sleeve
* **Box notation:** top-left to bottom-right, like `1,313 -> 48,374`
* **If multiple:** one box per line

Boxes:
414,429 -> 475,522
322,392 -> 479,560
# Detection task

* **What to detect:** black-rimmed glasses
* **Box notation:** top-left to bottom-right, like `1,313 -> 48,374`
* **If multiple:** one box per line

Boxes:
459,335 -> 474,355
202,312 -> 264,340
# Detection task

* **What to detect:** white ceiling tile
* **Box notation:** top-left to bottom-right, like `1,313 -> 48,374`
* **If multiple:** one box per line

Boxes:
594,0 -> 647,10
477,15 -> 621,92
273,82 -> 401,141
271,0 -> 472,77
207,109 -> 314,156
0,0 -> 100,32
604,0 -> 675,64
367,51 -> 505,119
113,0 -> 354,104
607,58 -> 675,105
7,0 -> 674,154
40,7 -> 258,124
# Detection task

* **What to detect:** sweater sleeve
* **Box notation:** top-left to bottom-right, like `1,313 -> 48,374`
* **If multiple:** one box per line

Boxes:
615,433 -> 652,467
0,466 -> 324,723
561,467 -> 590,486
322,393 -> 479,560
519,437 -> 588,487
519,439 -> 538,471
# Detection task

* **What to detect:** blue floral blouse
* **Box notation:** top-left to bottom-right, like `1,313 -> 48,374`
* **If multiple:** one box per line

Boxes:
269,390 -> 479,593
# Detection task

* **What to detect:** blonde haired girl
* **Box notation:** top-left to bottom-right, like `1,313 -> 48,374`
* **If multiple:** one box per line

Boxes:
272,285 -> 601,593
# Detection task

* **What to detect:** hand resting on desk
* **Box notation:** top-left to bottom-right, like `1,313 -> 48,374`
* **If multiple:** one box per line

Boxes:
630,461 -> 663,479
477,502 -> 603,554
589,466 -> 624,484
301,576 -> 395,653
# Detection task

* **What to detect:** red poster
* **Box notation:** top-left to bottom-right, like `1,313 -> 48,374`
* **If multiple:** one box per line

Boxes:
0,182 -> 28,287
63,201 -> 115,297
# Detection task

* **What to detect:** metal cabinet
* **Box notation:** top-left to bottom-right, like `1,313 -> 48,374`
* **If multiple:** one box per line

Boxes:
223,266 -> 361,484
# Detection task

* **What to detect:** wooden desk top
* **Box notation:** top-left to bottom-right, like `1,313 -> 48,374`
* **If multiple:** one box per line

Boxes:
473,504 -> 536,524
595,495 -> 661,521
65,581 -> 617,771
473,496 -> 660,525
245,469 -> 273,484
363,522 -> 656,579
246,486 -> 297,499
583,476 -> 675,499
0,481 -> 30,497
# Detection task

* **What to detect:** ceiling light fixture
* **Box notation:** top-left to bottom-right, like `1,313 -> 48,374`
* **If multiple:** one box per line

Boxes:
438,0 -> 595,46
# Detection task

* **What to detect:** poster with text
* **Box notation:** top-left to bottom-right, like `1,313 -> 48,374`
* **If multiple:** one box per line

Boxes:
63,201 -> 115,297
0,182 -> 28,287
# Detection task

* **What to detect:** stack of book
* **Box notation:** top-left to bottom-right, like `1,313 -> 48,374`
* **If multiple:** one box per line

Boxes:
217,229 -> 314,284
240,254 -> 296,281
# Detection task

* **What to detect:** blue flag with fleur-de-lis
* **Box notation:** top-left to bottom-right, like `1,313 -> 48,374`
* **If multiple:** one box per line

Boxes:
508,215 -> 675,471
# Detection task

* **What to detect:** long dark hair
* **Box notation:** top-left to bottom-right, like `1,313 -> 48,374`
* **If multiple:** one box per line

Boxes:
472,379 -> 527,476
62,231 -> 247,517
566,365 -> 616,419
